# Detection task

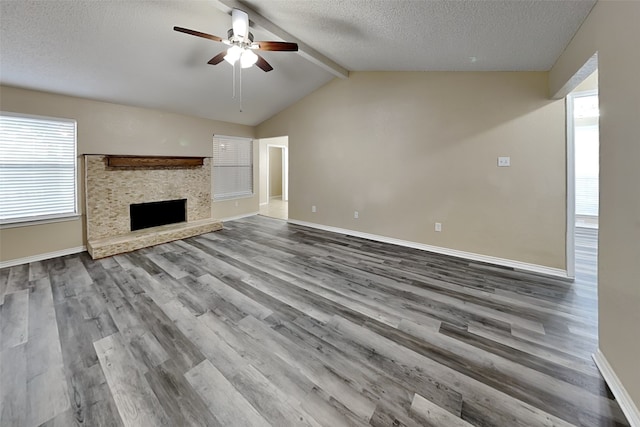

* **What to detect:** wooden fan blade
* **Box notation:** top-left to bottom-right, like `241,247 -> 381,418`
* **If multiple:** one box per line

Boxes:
255,41 -> 298,51
174,26 -> 223,43
207,51 -> 227,65
255,53 -> 273,72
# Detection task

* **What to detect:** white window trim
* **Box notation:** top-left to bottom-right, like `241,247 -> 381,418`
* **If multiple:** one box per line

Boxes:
0,111 -> 79,226
0,213 -> 82,229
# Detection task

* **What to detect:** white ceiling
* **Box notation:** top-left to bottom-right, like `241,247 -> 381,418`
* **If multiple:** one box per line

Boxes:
0,0 -> 596,126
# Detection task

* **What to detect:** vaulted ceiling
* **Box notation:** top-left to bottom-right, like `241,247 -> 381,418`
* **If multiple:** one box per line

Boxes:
0,0 -> 596,126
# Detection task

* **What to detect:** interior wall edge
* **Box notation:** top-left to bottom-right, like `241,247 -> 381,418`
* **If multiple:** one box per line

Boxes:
593,349 -> 640,427
553,0 -> 640,409
549,52 -> 598,100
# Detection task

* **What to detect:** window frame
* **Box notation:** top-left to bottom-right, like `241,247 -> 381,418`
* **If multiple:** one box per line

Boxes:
0,111 -> 79,228
212,135 -> 254,201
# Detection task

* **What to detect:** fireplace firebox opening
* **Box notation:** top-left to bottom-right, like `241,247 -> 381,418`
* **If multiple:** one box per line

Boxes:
130,199 -> 187,231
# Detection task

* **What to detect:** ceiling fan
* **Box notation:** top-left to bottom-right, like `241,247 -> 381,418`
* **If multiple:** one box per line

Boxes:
174,8 -> 298,72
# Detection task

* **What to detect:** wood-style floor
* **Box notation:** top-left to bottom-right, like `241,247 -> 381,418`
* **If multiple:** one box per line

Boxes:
0,216 -> 629,426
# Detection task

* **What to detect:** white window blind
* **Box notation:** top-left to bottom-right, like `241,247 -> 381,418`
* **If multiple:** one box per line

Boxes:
0,112 -> 77,224
212,136 -> 253,200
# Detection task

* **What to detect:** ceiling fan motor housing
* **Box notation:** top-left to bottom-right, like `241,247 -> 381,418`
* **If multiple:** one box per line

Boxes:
227,29 -> 254,44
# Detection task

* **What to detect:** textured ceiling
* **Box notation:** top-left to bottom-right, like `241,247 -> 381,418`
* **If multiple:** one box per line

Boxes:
241,0 -> 597,71
0,0 -> 596,126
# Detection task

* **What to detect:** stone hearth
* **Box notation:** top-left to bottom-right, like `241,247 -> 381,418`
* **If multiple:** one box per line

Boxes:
84,155 -> 222,259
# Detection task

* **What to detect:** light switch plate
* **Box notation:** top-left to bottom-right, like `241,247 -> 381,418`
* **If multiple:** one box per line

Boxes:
498,156 -> 511,167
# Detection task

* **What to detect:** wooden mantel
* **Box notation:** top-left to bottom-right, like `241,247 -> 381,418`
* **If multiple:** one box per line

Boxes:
104,155 -> 205,168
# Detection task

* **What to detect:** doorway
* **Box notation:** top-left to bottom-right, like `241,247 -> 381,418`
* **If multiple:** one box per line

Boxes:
259,136 -> 288,220
567,70 -> 599,281
573,90 -> 599,229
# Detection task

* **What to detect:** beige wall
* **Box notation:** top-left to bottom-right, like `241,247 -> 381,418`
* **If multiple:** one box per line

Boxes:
269,147 -> 283,197
258,71 -> 567,269
0,219 -> 86,262
551,0 -> 640,410
0,85 -> 255,263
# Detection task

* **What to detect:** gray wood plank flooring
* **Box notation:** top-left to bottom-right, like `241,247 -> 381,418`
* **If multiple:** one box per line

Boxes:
0,217 -> 630,426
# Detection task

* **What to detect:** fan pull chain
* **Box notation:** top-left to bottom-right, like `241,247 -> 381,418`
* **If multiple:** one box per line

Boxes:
232,61 -> 236,99
239,65 -> 243,112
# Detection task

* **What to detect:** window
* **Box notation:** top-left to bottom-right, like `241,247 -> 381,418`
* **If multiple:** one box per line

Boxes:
573,93 -> 599,217
0,112 -> 77,224
212,136 -> 253,200
575,124 -> 599,216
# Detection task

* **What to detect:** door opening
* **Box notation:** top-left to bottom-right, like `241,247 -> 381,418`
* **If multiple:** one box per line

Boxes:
259,136 -> 289,220
567,69 -> 599,289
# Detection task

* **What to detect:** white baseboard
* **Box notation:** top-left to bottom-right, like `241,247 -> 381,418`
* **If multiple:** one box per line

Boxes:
288,219 -> 570,279
593,349 -> 640,426
0,246 -> 87,269
220,211 -> 260,222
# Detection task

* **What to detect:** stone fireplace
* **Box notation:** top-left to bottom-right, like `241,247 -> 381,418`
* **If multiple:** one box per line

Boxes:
84,155 -> 222,259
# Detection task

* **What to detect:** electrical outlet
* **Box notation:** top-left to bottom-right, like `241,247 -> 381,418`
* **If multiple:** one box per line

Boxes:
497,156 -> 511,167
312,205 -> 317,213
354,211 -> 359,219
435,222 -> 442,232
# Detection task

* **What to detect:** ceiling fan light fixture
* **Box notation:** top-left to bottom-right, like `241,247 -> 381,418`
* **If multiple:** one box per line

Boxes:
174,8 -> 297,74
224,45 -> 242,64
231,9 -> 249,41
240,49 -> 258,68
